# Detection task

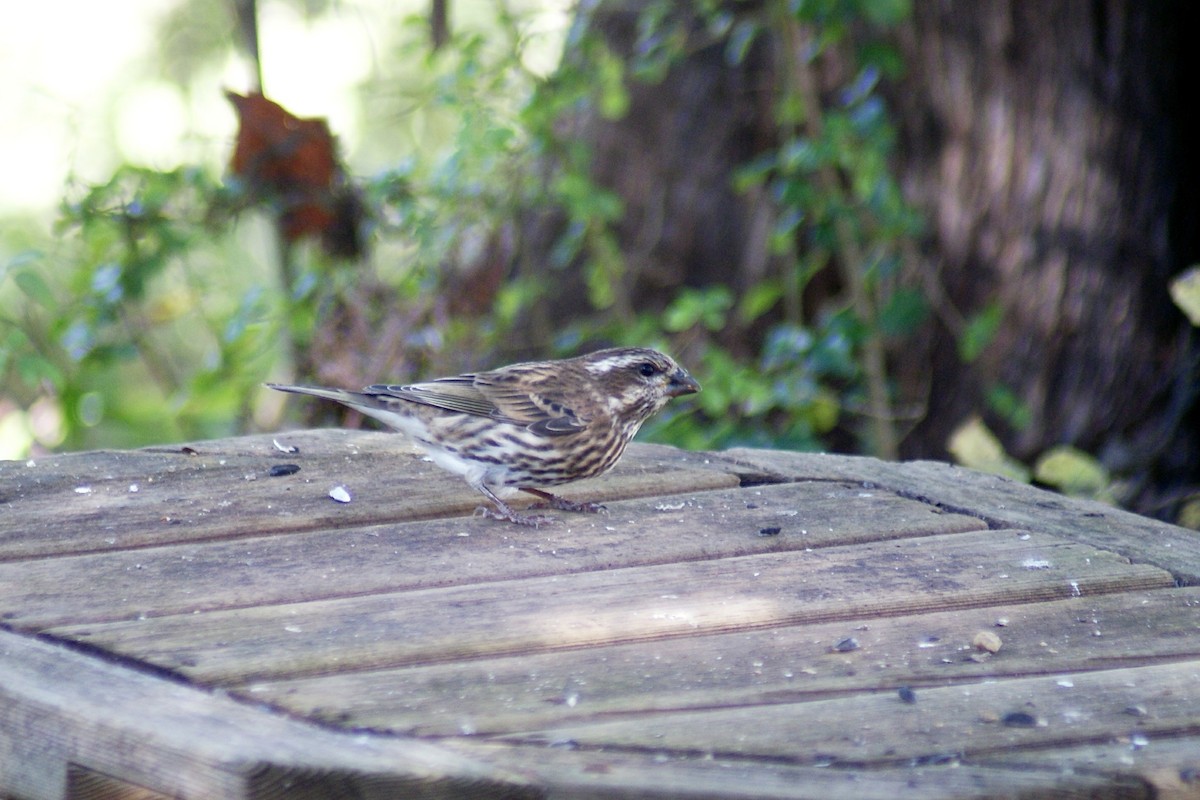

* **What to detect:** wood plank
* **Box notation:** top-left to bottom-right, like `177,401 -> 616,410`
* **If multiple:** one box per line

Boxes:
0,631 -> 534,800
720,448 -> 1200,583
67,766 -> 176,800
0,481 -> 985,630
44,530 -> 1174,684
445,740 -> 1152,800
0,432 -> 738,561
503,660 -> 1200,766
977,737 -> 1200,800
245,586 -> 1200,736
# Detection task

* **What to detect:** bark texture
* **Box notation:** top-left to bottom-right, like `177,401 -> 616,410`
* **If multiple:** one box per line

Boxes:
887,1 -> 1197,506
501,0 -> 1199,514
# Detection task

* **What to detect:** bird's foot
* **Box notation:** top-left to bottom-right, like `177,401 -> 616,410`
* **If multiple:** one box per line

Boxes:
521,488 -> 608,515
474,504 -> 556,528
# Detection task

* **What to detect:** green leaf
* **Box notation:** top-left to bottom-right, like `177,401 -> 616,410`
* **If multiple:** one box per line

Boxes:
770,207 -> 806,250
878,287 -> 928,337
1178,497 -> 1200,530
16,353 -> 64,388
2,249 -> 43,280
13,269 -> 57,310
662,299 -> 699,332
946,416 -> 1030,482
858,42 -> 907,79
984,383 -> 1032,431
858,0 -> 912,27
0,327 -> 30,377
662,287 -> 733,332
596,48 -> 629,119
584,232 -> 625,310
731,153 -> 776,193
738,280 -> 782,324
724,19 -> 759,65
1033,446 -> 1111,498
778,137 -> 823,172
808,388 -> 840,433
958,302 -> 1003,362
553,173 -> 624,222
1169,265 -> 1200,326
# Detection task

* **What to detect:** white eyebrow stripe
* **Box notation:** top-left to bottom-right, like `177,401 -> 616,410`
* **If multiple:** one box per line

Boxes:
584,355 -> 641,375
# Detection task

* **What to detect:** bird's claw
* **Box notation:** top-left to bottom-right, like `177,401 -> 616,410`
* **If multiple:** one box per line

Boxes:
527,499 -> 608,514
474,505 -> 556,528
520,488 -> 608,515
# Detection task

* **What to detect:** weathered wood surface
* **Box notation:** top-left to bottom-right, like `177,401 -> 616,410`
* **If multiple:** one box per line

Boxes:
0,431 -> 738,560
1,428 -> 1199,799
0,631 -> 531,800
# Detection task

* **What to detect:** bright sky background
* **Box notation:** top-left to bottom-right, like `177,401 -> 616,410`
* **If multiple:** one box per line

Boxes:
1,0 -> 224,214
0,0 -> 569,219
0,0 -> 569,458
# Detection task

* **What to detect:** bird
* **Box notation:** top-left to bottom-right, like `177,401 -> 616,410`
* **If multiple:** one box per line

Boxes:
267,347 -> 701,526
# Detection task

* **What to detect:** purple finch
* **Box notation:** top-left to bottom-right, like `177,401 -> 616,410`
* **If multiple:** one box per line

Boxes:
268,347 -> 700,526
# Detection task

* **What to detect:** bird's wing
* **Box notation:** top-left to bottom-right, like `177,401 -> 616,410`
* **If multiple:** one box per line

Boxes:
368,376 -> 497,417
373,374 -> 588,436
369,367 -> 592,436
275,373 -> 591,436
474,376 -> 590,436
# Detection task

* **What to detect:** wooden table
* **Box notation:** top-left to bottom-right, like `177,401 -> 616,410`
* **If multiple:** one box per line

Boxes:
2,429 -> 1198,799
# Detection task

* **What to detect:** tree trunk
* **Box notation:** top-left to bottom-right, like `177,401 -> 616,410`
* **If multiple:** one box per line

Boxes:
505,0 -> 1198,515
887,0 -> 1198,509
511,1 -> 781,346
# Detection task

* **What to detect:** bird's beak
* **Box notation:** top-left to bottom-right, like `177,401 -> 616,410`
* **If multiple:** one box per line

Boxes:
667,369 -> 701,397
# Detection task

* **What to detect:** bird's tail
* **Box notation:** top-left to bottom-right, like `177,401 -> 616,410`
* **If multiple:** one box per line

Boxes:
267,382 -> 426,438
265,383 -> 365,406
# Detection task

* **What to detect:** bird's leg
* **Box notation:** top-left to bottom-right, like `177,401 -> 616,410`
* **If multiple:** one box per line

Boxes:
521,488 -> 608,515
473,484 -> 555,527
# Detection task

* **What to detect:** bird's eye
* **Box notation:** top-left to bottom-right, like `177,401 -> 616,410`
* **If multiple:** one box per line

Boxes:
638,362 -> 659,377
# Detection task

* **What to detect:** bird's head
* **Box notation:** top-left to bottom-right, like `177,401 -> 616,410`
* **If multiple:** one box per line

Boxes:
581,347 -> 701,424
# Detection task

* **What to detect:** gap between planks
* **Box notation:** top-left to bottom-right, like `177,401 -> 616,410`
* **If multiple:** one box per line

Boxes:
722,448 -> 1200,585
0,480 -> 986,630
495,659 -> 1200,770
243,586 -> 1200,738
0,435 -> 741,562
442,739 -> 1155,800
42,529 -> 1175,684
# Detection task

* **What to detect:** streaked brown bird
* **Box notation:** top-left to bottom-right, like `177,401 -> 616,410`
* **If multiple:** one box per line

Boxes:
267,347 -> 700,526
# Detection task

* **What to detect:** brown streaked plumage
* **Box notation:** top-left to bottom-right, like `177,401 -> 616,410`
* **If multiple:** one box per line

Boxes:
267,347 -> 700,526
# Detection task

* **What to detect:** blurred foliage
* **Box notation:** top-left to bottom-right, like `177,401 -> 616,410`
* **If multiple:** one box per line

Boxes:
947,416 -> 1030,484
945,269 -> 1200,524
0,2 -> 555,453
1170,265 -> 1200,326
2,167 -> 277,448
950,415 -> 1127,509
474,0 -> 927,456
0,0 -> 932,461
1,0 -> 1188,528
